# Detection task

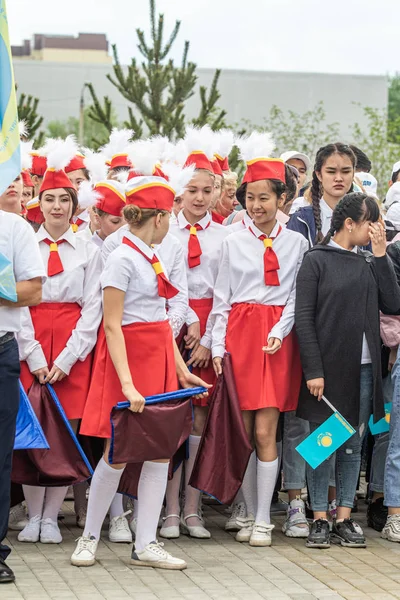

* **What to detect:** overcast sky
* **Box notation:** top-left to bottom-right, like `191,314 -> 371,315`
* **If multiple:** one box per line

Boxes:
8,0 -> 397,76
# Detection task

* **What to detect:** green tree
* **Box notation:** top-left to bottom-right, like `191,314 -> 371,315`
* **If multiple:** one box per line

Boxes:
17,92 -> 45,148
86,0 -> 226,140
388,74 -> 400,143
46,106 -> 119,150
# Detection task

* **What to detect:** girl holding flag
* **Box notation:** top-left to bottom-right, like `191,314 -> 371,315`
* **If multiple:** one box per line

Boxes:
16,136 -> 103,545
211,132 -> 308,547
295,192 -> 400,549
71,163 -> 210,570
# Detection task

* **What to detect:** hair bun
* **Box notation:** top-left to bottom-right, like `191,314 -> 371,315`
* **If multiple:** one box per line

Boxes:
123,204 -> 142,225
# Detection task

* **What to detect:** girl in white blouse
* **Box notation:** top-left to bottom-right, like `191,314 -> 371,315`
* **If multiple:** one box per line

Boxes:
211,133 -> 308,547
16,140 -> 103,545
71,170 -> 209,570
164,130 -> 229,540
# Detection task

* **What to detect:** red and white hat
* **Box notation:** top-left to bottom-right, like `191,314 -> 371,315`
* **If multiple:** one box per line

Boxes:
39,136 -> 78,194
101,128 -> 133,169
214,129 -> 235,172
94,180 -> 126,217
178,126 -> 216,172
30,152 -> 47,177
26,196 -> 44,224
65,153 -> 86,173
237,132 -> 285,184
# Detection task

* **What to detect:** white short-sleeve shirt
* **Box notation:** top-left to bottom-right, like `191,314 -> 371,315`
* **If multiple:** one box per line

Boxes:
0,211 -> 45,337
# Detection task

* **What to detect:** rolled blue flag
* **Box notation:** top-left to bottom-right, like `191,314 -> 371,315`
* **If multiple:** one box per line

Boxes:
14,382 -> 49,450
115,387 -> 207,410
0,251 -> 17,302
369,403 -> 391,435
296,396 -> 356,469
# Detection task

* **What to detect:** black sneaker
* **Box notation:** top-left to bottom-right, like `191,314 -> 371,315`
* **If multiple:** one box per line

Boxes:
306,519 -> 330,548
331,518 -> 366,547
367,498 -> 388,532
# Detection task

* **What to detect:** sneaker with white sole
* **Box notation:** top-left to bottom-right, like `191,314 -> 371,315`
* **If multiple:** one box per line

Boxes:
381,514 -> 400,542
249,522 -> 275,547
71,535 -> 98,566
40,518 -> 62,544
109,511 -> 133,543
18,515 -> 41,543
8,502 -> 28,531
282,497 -> 309,538
131,541 -> 187,570
235,515 -> 255,543
225,502 -> 246,532
75,507 -> 87,529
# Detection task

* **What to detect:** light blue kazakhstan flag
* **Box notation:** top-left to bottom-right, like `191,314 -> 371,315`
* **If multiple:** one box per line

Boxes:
369,403 -> 391,435
296,396 -> 356,469
0,0 -> 21,195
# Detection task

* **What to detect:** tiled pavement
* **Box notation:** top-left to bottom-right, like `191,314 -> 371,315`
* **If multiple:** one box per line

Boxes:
4,499 -> 400,600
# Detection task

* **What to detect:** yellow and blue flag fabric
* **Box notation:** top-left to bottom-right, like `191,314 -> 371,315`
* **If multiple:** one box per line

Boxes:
0,0 -> 21,195
296,411 -> 356,469
0,250 -> 17,301
14,382 -> 49,450
369,403 -> 391,435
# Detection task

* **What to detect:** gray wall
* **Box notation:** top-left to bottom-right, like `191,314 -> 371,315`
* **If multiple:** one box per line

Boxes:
13,60 -> 388,139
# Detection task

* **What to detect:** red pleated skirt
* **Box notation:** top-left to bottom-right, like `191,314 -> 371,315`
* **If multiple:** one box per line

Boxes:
20,302 -> 93,420
80,320 -> 178,438
225,303 -> 301,412
188,298 -> 216,407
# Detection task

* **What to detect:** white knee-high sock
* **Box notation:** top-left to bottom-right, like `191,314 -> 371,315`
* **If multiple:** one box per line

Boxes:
255,458 -> 279,524
183,435 -> 201,517
83,458 -> 124,540
135,461 -> 169,553
241,451 -> 257,518
109,493 -> 124,520
23,485 -> 45,519
42,486 -> 68,522
164,462 -> 183,519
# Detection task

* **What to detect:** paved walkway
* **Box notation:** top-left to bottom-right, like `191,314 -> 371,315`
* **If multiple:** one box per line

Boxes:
4,499 -> 400,600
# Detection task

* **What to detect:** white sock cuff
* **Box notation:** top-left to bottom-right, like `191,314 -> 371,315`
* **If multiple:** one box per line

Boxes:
142,461 -> 169,477
98,457 -> 125,480
257,458 -> 279,470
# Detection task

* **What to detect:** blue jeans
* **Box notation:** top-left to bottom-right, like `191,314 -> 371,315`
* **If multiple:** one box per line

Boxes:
384,349 -> 400,506
307,364 -> 373,512
369,375 -> 392,493
0,337 -> 20,560
283,411 -> 336,490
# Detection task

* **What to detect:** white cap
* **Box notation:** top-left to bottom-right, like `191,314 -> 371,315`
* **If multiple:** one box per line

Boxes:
385,181 -> 400,210
358,172 -> 378,198
392,161 -> 400,176
280,151 -> 311,171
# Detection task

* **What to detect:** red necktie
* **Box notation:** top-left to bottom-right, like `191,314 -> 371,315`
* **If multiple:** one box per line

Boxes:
185,222 -> 210,268
122,237 -> 179,300
248,225 -> 282,286
71,218 -> 85,233
42,239 -> 65,277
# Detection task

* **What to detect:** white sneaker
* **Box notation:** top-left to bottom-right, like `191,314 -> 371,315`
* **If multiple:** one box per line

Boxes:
382,514 -> 400,543
40,518 -> 62,544
8,502 -> 28,531
75,507 -> 87,529
249,522 -> 275,547
235,515 -> 255,543
18,515 -> 41,543
71,536 -> 98,567
109,511 -> 133,543
131,541 -> 187,570
282,497 -> 309,538
225,502 -> 246,532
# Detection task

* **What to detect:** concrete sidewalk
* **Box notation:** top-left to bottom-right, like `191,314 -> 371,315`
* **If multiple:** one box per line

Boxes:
4,500 -> 400,600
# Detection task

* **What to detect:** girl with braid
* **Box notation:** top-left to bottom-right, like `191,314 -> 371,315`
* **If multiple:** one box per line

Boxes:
295,193 -> 400,549
287,143 -> 356,246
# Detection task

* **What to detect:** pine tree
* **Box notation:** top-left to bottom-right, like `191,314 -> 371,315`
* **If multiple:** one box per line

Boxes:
17,92 -> 45,147
86,0 -> 226,140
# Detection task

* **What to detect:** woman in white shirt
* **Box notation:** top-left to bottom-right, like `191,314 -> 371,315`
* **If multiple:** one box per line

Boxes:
16,143 -> 103,545
71,171 -> 209,570
164,142 -> 229,540
211,133 -> 308,548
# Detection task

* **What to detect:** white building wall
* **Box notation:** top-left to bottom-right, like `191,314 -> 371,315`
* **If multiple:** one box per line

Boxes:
13,60 -> 387,139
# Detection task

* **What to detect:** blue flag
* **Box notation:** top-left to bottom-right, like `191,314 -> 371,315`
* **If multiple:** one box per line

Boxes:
0,250 -> 17,302
296,411 -> 356,469
14,382 -> 49,450
369,403 -> 391,435
0,0 -> 21,195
